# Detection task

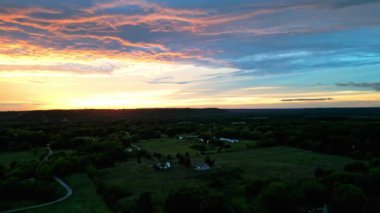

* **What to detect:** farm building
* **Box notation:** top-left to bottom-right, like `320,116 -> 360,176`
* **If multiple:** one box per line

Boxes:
220,138 -> 239,143
193,163 -> 210,171
155,161 -> 171,170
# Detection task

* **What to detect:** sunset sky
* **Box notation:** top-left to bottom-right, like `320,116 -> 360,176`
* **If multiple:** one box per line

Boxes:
1,0 -> 380,110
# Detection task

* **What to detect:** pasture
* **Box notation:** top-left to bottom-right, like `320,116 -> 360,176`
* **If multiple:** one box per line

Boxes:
30,173 -> 110,213
99,139 -> 354,211
0,151 -> 38,165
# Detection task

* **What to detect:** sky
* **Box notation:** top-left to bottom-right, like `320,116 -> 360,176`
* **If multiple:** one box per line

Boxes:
1,0 -> 380,110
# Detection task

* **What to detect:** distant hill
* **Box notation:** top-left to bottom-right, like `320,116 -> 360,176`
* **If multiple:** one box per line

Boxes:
0,107 -> 379,124
0,108 -> 227,123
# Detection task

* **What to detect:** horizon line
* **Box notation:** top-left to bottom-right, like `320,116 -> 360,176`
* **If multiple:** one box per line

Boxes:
1,106 -> 379,113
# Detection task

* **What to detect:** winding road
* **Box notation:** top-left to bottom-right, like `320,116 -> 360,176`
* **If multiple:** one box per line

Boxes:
1,146 -> 73,213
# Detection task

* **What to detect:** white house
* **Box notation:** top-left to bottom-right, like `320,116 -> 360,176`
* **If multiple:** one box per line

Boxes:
220,138 -> 239,143
193,163 -> 210,171
156,161 -> 171,170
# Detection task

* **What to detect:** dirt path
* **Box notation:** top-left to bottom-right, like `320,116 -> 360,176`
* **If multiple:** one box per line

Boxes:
1,147 -> 73,213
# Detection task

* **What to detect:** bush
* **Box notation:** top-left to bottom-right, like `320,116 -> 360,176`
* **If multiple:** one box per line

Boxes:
322,172 -> 368,191
330,184 -> 366,213
136,192 -> 155,213
299,179 -> 327,207
314,167 -> 333,179
259,182 -> 296,213
368,168 -> 380,195
204,156 -> 215,167
344,161 -> 369,174
257,138 -> 277,147
245,179 -> 268,198
98,185 -> 132,207
201,193 -> 229,213
165,187 -> 206,213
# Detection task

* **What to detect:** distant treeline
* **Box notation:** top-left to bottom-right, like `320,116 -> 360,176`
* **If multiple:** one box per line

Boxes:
1,107 -> 380,123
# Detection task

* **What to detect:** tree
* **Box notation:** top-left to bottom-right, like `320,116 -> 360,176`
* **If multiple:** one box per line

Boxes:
368,168 -> 380,196
330,184 -> 366,213
204,156 -> 215,167
201,193 -> 229,213
299,179 -> 327,207
35,164 -> 53,180
259,182 -> 296,213
245,179 -> 268,198
165,187 -> 206,213
0,165 -> 5,179
322,171 -> 368,190
136,192 -> 155,213
184,157 -> 191,168
344,161 -> 369,174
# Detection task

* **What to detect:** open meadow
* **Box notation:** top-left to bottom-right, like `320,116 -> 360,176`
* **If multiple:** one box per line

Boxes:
0,151 -> 39,166
98,138 -> 354,211
29,174 -> 110,213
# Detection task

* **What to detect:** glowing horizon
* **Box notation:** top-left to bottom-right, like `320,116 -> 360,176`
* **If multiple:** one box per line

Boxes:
1,0 -> 380,111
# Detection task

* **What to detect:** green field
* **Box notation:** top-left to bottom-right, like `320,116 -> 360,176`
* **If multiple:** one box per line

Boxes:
138,138 -> 200,156
100,159 -> 207,210
138,138 -> 258,156
29,173 -> 110,213
1,140 -> 355,212
0,148 -> 74,166
212,146 -> 354,180
0,151 -> 38,165
99,139 -> 354,211
137,139 -> 352,180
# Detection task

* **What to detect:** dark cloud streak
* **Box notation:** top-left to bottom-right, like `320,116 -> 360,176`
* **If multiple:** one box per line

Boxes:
281,98 -> 333,102
336,82 -> 380,91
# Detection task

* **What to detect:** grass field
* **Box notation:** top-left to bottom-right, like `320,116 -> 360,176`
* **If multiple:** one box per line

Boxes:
0,151 -> 38,165
212,146 -> 354,180
138,138 -> 258,156
138,138 -> 200,156
100,139 -> 354,211
100,159 -> 207,210
1,140 -> 354,212
0,149 -> 75,166
137,138 -> 351,180
29,173 -> 110,213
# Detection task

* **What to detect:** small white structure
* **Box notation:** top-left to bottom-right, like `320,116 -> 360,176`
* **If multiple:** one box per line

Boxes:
220,138 -> 239,143
178,135 -> 198,140
156,161 -> 171,170
193,163 -> 210,171
322,204 -> 328,213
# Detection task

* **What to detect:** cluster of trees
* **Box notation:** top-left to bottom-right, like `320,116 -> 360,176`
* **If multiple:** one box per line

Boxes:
2,113 -> 380,160
165,187 -> 231,213
0,128 -> 49,151
176,152 -> 192,168
0,178 -> 60,202
86,166 -> 133,211
88,159 -> 380,213
189,118 -> 380,159
160,160 -> 380,213
0,161 -> 61,210
204,156 -> 215,167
